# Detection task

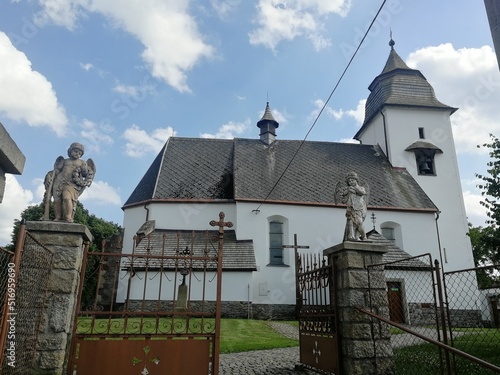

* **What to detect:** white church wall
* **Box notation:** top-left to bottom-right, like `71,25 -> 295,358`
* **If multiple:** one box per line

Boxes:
235,201 -> 440,306
122,202 -> 237,254
116,270 -> 252,303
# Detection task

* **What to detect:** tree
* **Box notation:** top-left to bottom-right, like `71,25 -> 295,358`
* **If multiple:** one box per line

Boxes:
471,133 -> 500,287
468,224 -> 500,288
476,134 -> 500,227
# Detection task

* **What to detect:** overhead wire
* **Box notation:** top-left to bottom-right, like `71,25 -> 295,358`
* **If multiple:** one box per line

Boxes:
253,0 -> 388,213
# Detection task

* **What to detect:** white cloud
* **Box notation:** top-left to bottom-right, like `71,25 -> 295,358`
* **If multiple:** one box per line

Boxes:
201,119 -> 250,139
249,0 -> 351,51
210,0 -> 240,18
80,180 -> 122,206
0,175 -> 34,246
407,44 -> 500,154
463,190 -> 488,227
80,62 -> 94,71
123,124 -> 176,157
310,98 -> 364,125
36,0 -> 214,93
0,32 -> 68,135
80,119 -> 114,153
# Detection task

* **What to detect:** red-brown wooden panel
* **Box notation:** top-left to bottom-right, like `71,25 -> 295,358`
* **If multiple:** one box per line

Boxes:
73,337 -> 211,375
299,333 -> 338,373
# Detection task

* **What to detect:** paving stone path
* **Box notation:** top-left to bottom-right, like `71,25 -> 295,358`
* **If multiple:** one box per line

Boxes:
219,322 -> 317,375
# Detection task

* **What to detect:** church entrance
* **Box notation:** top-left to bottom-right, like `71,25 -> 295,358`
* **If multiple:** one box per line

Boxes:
67,212 -> 232,375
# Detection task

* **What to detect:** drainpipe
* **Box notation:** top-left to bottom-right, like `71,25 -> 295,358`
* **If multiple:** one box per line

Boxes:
144,203 -> 150,221
380,110 -> 390,159
435,211 -> 445,271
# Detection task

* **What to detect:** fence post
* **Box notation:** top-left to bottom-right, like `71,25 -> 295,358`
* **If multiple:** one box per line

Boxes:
324,241 -> 394,375
26,221 -> 92,375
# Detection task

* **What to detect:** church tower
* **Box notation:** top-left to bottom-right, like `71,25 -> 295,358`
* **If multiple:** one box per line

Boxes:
354,39 -> 474,272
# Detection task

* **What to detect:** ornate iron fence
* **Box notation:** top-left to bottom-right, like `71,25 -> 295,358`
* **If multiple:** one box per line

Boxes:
296,252 -> 339,374
68,212 -> 231,375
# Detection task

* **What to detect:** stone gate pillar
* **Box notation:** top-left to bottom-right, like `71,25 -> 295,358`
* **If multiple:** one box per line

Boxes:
26,221 -> 92,375
324,241 -> 395,375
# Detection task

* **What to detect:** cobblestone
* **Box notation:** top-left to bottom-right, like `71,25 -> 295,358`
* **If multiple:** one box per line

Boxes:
219,322 -> 317,375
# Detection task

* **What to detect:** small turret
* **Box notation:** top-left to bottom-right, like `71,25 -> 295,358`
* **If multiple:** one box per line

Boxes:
257,102 -> 279,145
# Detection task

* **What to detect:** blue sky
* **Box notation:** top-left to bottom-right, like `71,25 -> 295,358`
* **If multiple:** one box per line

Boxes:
0,0 -> 498,245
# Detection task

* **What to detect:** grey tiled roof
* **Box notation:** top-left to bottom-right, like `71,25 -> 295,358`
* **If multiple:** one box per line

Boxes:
356,47 -> 456,138
130,230 -> 256,271
366,230 -> 432,270
124,137 -> 437,212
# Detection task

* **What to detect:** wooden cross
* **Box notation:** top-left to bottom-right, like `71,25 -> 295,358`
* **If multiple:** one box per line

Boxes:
283,234 -> 310,318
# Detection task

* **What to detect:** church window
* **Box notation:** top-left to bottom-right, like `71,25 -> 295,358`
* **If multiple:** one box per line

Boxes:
418,127 -> 425,139
381,227 -> 395,241
381,221 -> 403,248
269,221 -> 284,265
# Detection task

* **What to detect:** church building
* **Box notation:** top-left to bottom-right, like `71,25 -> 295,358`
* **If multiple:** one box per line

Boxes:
120,40 -> 475,319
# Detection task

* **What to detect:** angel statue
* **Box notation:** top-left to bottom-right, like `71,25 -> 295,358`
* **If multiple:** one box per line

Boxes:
334,171 -> 369,242
41,142 -> 96,222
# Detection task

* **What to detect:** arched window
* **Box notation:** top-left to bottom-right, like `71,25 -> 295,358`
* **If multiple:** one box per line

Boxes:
269,221 -> 283,265
268,216 -> 289,266
380,221 -> 403,249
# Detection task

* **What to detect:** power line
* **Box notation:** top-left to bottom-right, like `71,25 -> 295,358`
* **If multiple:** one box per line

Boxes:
253,0 -> 388,213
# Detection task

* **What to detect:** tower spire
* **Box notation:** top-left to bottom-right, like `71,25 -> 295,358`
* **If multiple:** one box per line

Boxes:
257,102 -> 279,145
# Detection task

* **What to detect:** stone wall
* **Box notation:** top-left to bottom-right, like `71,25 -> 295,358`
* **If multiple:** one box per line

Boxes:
125,300 -> 295,320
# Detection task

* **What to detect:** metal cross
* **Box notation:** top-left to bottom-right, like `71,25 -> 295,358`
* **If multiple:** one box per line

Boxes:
312,340 -> 322,364
283,234 -> 310,319
210,211 -> 233,235
371,212 -> 377,230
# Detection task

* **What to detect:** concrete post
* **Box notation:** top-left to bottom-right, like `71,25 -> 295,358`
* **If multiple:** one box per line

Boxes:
26,221 -> 92,375
324,241 -> 395,375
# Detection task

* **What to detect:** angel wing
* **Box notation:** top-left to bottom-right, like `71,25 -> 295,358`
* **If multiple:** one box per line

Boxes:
334,180 -> 349,205
360,180 -> 370,207
85,158 -> 96,188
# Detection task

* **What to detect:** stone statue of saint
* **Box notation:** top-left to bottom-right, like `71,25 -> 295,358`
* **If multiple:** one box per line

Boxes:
335,171 -> 369,241
41,142 -> 96,222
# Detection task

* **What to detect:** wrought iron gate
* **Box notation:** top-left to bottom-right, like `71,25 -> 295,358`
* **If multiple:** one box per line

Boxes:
68,212 -> 231,375
296,252 -> 339,374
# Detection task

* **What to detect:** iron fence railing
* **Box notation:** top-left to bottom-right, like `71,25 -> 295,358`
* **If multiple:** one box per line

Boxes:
366,255 -> 500,374
443,264 -> 500,374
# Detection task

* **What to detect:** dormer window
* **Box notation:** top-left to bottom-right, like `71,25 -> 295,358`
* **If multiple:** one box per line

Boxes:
405,141 -> 443,177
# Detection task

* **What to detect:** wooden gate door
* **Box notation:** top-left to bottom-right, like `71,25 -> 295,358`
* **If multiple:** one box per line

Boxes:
296,253 -> 339,374
387,281 -> 405,324
68,212 -> 231,375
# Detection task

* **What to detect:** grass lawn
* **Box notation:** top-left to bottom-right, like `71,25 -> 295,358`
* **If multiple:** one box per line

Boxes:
394,331 -> 500,375
76,317 -> 298,354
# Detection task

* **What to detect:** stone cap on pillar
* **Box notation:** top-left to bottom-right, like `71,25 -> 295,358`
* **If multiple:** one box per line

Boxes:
26,221 -> 93,242
323,240 -> 388,256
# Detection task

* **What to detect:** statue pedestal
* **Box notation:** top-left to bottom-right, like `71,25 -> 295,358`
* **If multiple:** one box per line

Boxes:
324,241 -> 395,375
26,221 -> 92,374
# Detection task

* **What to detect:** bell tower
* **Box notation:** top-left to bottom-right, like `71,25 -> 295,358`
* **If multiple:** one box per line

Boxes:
354,39 -> 474,272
